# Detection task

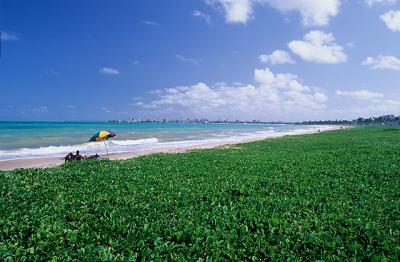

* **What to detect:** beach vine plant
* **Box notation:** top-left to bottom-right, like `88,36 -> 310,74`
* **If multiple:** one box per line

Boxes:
0,127 -> 400,260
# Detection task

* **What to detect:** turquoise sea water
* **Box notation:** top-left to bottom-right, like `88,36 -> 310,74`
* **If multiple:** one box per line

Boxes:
0,122 -> 323,160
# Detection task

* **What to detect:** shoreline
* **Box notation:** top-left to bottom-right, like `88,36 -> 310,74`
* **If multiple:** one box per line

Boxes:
0,125 -> 349,171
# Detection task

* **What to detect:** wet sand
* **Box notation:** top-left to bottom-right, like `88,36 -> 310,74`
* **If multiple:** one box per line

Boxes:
0,126 -> 349,171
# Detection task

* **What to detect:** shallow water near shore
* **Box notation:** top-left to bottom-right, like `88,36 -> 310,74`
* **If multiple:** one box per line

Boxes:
0,122 -> 328,161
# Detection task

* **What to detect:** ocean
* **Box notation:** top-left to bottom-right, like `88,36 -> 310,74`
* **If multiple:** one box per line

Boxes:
0,122 -> 326,161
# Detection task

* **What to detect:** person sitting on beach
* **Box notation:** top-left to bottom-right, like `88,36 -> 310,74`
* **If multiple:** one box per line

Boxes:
65,151 -> 100,162
87,153 -> 100,160
64,152 -> 74,163
74,150 -> 84,161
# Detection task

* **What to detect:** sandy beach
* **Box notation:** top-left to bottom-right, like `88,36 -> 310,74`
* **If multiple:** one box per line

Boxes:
0,125 -> 348,171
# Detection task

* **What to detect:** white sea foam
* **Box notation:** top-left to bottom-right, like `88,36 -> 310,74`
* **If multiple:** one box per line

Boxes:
110,138 -> 158,146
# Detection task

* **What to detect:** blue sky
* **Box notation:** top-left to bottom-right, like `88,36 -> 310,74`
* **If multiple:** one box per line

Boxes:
1,0 -> 400,121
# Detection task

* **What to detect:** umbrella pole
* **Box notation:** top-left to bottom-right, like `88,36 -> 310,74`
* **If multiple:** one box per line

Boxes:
103,140 -> 110,159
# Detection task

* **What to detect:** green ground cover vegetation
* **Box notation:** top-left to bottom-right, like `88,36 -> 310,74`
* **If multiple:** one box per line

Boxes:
1,127 -> 400,260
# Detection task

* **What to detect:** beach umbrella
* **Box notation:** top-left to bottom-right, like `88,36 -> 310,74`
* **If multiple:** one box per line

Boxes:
89,130 -> 116,158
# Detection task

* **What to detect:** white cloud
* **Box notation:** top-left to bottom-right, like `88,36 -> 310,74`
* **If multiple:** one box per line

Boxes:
380,10 -> 400,32
34,106 -> 49,113
149,89 -> 163,95
366,0 -> 396,7
206,0 -> 253,24
136,67 -> 327,120
43,70 -> 60,76
362,55 -> 400,70
0,31 -> 20,41
101,106 -> 112,113
175,54 -> 202,65
99,67 -> 120,75
259,50 -> 295,65
206,0 -> 340,26
141,20 -> 160,26
260,0 -> 341,26
334,88 -> 400,118
133,60 -> 143,68
288,30 -> 347,64
336,89 -> 384,100
193,10 -> 213,25
340,99 -> 400,117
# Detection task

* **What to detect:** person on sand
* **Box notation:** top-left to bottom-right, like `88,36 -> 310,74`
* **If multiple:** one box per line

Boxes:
64,151 -> 100,162
64,152 -> 74,163
87,153 -> 100,160
74,150 -> 84,161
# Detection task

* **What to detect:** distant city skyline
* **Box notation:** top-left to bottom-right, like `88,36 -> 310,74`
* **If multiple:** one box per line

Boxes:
1,0 -> 400,121
109,113 -> 398,125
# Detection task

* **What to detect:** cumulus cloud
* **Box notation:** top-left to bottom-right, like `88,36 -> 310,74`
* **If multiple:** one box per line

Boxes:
334,88 -> 400,118
206,0 -> 253,24
336,89 -> 384,100
260,0 -> 341,26
136,67 -> 327,120
193,10 -> 213,25
362,55 -> 400,70
366,0 -> 396,6
288,30 -> 347,64
259,50 -> 295,65
0,31 -> 20,41
339,99 -> 400,117
99,67 -> 120,75
380,10 -> 400,32
206,0 -> 340,26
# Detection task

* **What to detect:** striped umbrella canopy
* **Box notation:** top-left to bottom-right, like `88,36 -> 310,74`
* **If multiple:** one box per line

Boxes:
89,130 -> 116,142
89,130 -> 116,159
